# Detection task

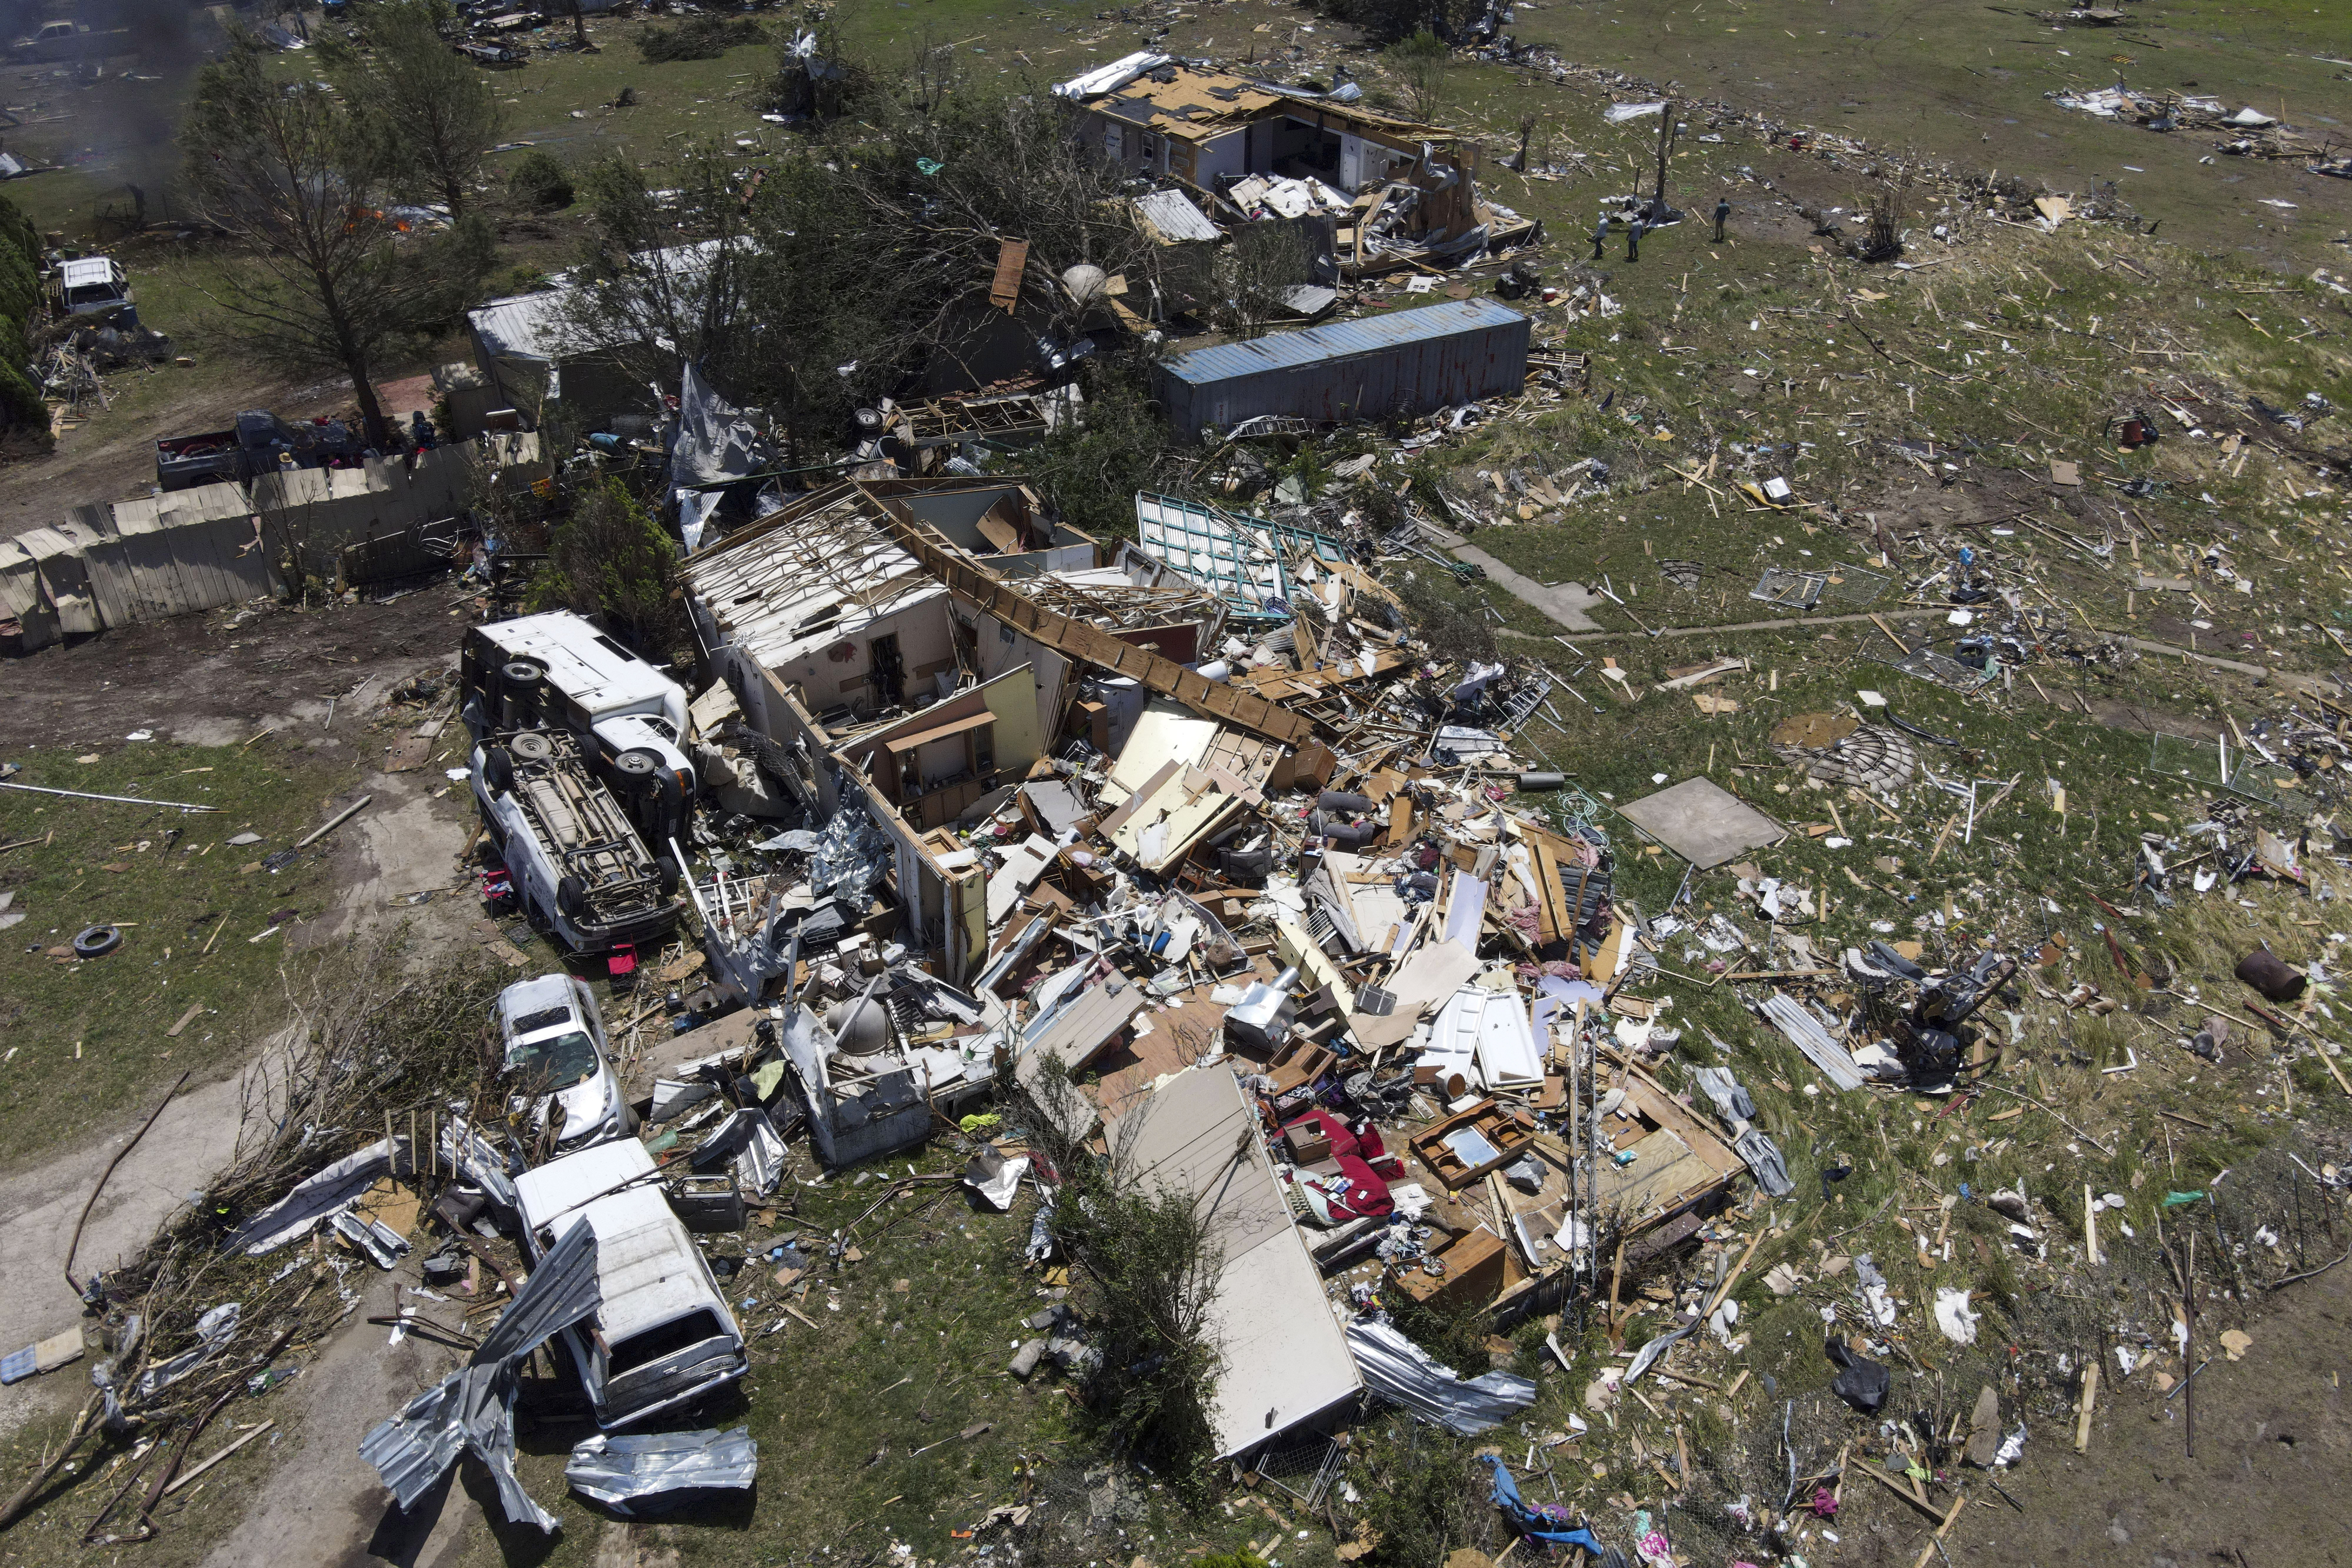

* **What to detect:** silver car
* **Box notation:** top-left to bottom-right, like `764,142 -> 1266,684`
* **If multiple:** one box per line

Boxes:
494,973 -> 637,1150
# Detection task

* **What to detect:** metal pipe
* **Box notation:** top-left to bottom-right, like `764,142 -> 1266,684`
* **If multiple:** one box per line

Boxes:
0,780 -> 219,811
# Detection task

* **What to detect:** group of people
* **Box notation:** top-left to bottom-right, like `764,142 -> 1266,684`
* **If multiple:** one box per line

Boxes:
1589,196 -> 1735,262
265,409 -> 441,472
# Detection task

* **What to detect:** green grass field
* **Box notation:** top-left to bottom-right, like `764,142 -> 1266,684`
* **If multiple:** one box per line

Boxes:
0,738 -> 368,1163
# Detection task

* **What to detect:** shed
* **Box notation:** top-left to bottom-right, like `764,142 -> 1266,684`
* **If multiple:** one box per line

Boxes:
467,289 -> 653,428
1152,298 -> 1529,440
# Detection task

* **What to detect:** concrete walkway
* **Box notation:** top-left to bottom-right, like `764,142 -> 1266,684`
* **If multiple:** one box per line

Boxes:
1418,521 -> 1605,633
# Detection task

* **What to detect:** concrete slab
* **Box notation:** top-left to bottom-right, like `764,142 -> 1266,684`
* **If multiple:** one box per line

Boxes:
1618,777 -> 1786,868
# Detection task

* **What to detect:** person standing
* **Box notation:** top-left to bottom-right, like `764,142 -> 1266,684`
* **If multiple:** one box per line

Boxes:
1626,214 -> 1645,262
1591,210 -> 1610,262
1713,195 -> 1732,242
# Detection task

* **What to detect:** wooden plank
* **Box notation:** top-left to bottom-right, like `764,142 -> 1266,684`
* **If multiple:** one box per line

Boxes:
990,238 -> 1031,312
1526,828 -> 1566,947
867,499 -> 1315,745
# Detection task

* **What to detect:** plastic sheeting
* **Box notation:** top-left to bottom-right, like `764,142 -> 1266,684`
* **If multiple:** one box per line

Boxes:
1483,1454 -> 1606,1551
566,1426 -> 759,1514
810,801 -> 892,907
1345,1317 -> 1535,1435
360,1216 -> 602,1533
669,363 -> 766,495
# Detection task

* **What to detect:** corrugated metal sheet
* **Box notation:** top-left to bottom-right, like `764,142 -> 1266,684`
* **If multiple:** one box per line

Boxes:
1346,1318 -> 1536,1435
360,1213 -> 602,1533
1758,993 -> 1866,1091
80,484 -> 274,626
1133,188 -> 1222,244
565,1427 -> 758,1513
1154,299 -> 1529,439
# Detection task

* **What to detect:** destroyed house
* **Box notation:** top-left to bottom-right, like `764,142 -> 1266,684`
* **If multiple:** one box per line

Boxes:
1056,53 -> 1453,200
1055,54 -> 1531,277
680,476 -> 1315,987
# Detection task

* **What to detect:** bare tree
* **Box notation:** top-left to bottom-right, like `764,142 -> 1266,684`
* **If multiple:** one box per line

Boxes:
1385,29 -> 1451,124
1210,220 -> 1315,339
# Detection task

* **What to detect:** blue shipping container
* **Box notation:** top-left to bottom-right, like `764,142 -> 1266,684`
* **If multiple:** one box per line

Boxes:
1152,297 -> 1532,441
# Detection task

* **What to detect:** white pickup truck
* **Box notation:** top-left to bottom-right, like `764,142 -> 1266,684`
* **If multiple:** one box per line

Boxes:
513,1139 -> 749,1429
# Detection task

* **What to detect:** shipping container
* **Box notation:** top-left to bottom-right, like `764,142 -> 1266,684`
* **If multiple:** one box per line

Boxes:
1152,297 -> 1531,440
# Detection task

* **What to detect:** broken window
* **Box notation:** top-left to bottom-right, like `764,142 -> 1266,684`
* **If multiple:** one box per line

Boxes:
507,1030 -> 600,1089
610,1309 -> 729,1376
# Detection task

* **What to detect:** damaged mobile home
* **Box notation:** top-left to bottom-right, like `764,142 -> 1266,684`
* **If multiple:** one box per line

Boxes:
1054,54 -> 1539,277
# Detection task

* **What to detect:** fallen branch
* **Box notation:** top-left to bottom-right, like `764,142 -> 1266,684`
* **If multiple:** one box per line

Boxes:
65,1070 -> 191,1293
1978,1084 -> 2111,1154
162,1422 -> 275,1497
2267,1245 -> 2351,1290
0,1391 -> 104,1531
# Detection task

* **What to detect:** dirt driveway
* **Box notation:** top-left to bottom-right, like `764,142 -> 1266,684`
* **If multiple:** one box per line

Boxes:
0,591 -> 486,1435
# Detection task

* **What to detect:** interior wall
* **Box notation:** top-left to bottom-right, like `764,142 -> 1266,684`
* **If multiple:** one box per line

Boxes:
779,597 -> 956,717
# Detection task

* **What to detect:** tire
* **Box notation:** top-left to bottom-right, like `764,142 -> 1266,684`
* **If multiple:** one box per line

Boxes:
510,730 -> 555,763
482,745 -> 516,794
556,875 -> 587,918
655,855 -> 681,898
612,748 -> 660,782
499,660 -> 546,728
72,924 -> 122,959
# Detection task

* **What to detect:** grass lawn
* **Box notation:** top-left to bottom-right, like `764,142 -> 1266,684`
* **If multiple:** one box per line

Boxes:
0,736 -> 370,1163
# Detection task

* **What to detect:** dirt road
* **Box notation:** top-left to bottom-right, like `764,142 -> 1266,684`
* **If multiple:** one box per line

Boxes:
0,595 -> 483,1441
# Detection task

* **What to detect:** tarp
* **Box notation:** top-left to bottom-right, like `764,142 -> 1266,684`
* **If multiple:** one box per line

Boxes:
1345,1316 -> 1535,1435
1483,1454 -> 1606,1550
360,1215 -> 600,1532
669,362 -> 766,496
566,1426 -> 759,1514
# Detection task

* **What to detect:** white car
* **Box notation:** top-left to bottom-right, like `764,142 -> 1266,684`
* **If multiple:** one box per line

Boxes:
494,973 -> 637,1150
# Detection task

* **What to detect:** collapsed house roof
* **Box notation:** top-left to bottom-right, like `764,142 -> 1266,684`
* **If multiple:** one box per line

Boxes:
677,485 -> 953,680
1053,55 -> 1451,152
1111,1064 -> 1363,1457
1131,186 -> 1228,246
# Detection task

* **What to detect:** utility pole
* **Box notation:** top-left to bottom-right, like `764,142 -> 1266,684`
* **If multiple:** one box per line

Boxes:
1652,99 -> 1679,216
